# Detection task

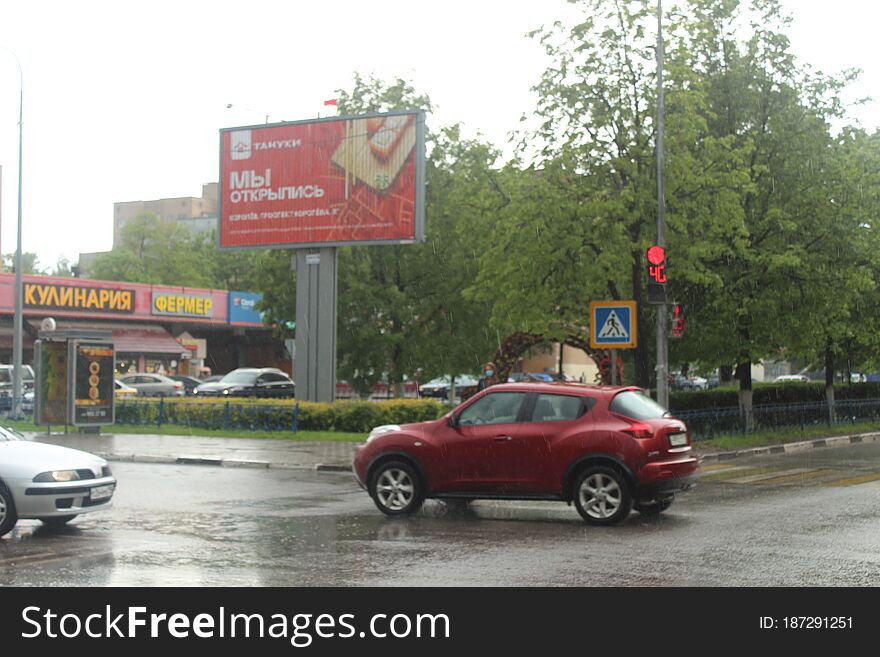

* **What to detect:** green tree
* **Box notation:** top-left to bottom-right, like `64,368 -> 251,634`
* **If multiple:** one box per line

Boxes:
89,213 -> 215,287
473,0 -> 749,387
670,0 -> 869,400
3,252 -> 42,274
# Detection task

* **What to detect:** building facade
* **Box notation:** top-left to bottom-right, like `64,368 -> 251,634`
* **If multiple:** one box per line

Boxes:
0,273 -> 289,378
112,182 -> 218,247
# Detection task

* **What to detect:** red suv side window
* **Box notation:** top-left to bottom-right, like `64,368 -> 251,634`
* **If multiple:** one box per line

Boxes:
459,392 -> 527,426
531,394 -> 594,422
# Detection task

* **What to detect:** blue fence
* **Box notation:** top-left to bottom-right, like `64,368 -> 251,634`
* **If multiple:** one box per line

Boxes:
673,398 -> 880,440
14,396 -> 880,440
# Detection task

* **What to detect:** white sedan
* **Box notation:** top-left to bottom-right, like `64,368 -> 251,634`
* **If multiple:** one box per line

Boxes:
0,426 -> 116,536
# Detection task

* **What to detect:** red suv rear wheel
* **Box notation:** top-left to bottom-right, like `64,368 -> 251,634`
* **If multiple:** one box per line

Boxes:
573,466 -> 632,525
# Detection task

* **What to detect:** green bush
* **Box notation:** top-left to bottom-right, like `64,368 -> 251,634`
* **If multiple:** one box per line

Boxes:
114,398 -> 448,434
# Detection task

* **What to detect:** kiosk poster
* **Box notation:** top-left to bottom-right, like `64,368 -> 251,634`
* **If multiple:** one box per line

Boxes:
35,341 -> 68,425
69,341 -> 115,426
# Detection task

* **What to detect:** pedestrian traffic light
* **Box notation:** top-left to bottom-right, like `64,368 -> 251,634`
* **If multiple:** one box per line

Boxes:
672,304 -> 685,338
646,245 -> 667,304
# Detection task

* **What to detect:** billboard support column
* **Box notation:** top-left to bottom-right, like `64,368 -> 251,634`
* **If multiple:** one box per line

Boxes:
294,248 -> 337,402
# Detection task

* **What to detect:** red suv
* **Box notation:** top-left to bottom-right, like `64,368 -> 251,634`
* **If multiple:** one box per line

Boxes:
353,383 -> 698,525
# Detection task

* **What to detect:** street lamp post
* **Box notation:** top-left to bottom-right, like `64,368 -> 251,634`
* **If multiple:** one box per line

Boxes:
2,48 -> 24,419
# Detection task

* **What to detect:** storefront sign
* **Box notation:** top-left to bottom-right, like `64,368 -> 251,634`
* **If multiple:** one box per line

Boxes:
229,291 -> 264,325
152,293 -> 214,318
25,283 -> 134,314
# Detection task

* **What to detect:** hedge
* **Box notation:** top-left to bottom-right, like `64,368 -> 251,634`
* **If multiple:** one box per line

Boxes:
115,397 -> 449,434
669,382 -> 880,412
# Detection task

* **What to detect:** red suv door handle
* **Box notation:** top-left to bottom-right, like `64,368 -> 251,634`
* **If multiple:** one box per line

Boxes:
493,435 -> 513,442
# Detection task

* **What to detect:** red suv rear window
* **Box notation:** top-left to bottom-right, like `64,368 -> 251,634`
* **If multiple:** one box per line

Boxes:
609,390 -> 669,420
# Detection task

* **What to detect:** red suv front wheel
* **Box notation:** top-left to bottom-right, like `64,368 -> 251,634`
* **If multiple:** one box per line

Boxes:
369,461 -> 424,516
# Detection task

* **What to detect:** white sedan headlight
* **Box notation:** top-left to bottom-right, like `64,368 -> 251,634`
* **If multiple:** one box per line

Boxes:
33,470 -> 81,483
366,424 -> 401,443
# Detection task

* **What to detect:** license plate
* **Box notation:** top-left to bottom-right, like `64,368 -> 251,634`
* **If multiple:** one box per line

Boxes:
668,432 -> 688,447
90,484 -> 115,501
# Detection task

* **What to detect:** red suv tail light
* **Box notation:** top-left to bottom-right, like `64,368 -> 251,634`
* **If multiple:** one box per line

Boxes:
622,422 -> 654,440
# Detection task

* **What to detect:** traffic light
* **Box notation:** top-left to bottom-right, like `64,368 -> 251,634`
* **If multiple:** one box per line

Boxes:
671,304 -> 686,338
646,245 -> 667,304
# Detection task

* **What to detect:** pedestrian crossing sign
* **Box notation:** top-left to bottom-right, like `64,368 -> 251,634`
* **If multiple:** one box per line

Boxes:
590,300 -> 637,349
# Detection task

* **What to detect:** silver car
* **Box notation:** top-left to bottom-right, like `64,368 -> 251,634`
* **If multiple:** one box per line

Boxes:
117,373 -> 185,397
0,426 -> 116,536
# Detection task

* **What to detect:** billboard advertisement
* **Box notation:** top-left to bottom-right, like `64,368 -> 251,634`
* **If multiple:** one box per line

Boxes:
229,291 -> 264,326
35,341 -> 68,425
219,110 -> 425,250
68,341 -> 115,426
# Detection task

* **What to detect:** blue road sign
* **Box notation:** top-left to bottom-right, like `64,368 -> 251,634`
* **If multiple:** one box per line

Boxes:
590,300 -> 637,349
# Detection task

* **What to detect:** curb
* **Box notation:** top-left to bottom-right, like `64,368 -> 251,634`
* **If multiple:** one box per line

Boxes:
99,453 -> 348,472
315,463 -> 353,472
698,431 -> 880,463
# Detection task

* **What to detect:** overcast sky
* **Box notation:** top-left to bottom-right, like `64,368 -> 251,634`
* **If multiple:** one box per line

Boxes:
0,0 -> 876,271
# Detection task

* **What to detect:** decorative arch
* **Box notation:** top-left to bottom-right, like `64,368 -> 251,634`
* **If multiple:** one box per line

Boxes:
489,325 -> 623,386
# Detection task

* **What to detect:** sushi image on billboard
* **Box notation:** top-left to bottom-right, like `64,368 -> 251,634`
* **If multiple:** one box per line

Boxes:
219,109 -> 425,250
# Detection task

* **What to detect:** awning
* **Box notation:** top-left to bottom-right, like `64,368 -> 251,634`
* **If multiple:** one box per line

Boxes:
111,327 -> 189,356
29,321 -> 189,357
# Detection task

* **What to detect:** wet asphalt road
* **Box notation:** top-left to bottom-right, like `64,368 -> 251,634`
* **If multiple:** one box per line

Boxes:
2,442 -> 880,586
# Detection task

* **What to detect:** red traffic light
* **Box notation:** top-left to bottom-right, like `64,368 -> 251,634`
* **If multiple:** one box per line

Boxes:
647,245 -> 666,265
672,304 -> 685,337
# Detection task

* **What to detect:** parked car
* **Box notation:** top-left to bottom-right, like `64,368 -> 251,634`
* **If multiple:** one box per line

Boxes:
201,375 -> 224,384
0,425 -> 116,536
508,372 -> 574,383
354,382 -> 698,525
774,374 -> 810,383
671,374 -> 708,390
117,373 -> 185,397
193,367 -> 295,398
169,375 -> 203,395
114,379 -> 138,398
418,375 -> 479,399
0,364 -> 36,411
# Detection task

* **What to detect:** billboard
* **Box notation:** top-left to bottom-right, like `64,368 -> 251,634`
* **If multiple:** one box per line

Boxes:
68,341 -> 115,426
35,341 -> 68,425
229,291 -> 264,326
219,110 -> 426,250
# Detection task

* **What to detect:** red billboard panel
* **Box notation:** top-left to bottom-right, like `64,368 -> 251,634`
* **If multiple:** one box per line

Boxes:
219,110 -> 425,250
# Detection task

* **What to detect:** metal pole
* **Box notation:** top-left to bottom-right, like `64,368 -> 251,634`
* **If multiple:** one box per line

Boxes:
655,1 -> 669,408
2,49 -> 24,419
610,349 -> 618,386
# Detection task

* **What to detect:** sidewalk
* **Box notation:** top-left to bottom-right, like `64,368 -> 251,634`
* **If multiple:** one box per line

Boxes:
26,427 -> 880,471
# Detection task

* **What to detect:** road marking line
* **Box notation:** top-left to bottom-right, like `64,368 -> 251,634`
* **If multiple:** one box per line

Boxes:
748,469 -> 836,485
724,468 -> 820,484
821,472 -> 880,488
699,464 -> 748,473
701,466 -> 788,482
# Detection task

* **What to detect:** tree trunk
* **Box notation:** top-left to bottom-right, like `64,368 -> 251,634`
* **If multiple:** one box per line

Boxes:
825,337 -> 835,425
719,365 -> 733,384
558,342 -> 564,377
735,355 -> 753,432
